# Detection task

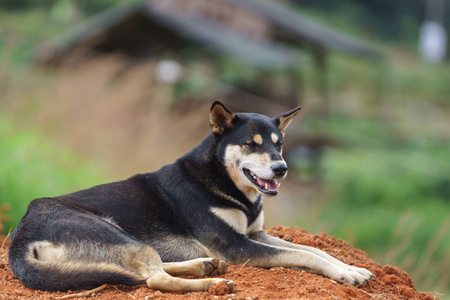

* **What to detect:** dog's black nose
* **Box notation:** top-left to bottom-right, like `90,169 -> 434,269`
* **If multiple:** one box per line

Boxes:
272,162 -> 288,177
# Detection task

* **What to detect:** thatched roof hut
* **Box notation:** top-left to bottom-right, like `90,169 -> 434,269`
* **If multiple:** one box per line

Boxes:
37,0 -> 382,67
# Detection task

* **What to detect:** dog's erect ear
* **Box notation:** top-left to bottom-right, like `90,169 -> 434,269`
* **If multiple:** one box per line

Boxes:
210,101 -> 235,135
273,107 -> 301,136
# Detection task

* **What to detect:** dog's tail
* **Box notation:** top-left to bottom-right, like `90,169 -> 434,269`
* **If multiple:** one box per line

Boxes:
8,240 -> 143,291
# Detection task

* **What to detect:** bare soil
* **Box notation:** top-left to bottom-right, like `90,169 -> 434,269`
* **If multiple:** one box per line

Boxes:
0,226 -> 436,300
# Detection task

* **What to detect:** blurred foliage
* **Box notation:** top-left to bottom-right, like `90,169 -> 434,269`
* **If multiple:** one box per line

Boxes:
295,0 -> 450,48
295,52 -> 450,294
0,0 -> 127,15
0,117 -> 106,233
311,115 -> 450,247
0,9 -> 73,68
0,0 -> 141,69
319,129 -> 450,293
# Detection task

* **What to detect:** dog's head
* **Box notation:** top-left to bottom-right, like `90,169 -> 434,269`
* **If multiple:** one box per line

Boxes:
210,101 -> 301,200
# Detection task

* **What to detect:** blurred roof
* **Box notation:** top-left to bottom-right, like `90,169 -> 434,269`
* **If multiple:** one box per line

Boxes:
37,0 -> 383,68
226,0 -> 383,60
143,6 -> 298,68
37,1 -> 299,69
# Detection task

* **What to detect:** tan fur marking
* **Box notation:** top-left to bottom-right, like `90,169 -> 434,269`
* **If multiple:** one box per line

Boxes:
146,270 -> 233,292
162,257 -> 226,277
28,259 -> 146,283
162,258 -> 210,277
30,241 -> 66,262
253,134 -> 263,145
271,133 -> 279,144
210,207 -> 247,234
247,211 -> 264,234
224,145 -> 260,201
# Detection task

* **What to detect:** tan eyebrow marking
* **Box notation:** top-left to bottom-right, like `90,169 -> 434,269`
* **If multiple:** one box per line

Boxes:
253,134 -> 263,145
271,133 -> 279,144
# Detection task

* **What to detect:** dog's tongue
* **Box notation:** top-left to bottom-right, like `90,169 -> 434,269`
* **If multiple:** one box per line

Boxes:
256,177 -> 278,190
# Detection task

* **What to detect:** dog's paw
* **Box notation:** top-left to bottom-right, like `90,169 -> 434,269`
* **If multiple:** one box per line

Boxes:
352,266 -> 376,283
203,258 -> 229,276
334,266 -> 375,286
207,280 -> 236,295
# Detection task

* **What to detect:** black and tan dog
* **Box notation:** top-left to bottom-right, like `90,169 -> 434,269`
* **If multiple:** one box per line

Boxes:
9,102 -> 374,293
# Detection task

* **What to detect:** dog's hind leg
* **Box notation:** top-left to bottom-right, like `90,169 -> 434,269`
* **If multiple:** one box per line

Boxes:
27,240 -> 235,293
74,243 -> 235,292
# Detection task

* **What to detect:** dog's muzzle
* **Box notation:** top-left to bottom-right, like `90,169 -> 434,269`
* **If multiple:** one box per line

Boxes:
243,161 -> 287,196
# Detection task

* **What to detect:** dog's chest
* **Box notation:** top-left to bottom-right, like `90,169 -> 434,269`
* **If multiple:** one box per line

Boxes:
210,206 -> 264,235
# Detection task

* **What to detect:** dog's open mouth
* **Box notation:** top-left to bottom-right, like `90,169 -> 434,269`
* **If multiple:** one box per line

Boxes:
243,169 -> 280,195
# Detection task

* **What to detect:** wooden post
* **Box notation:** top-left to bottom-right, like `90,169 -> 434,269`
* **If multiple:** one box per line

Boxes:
313,46 -> 329,116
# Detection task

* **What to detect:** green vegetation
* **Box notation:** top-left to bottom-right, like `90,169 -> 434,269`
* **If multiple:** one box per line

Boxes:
299,0 -> 431,48
316,119 -> 450,294
0,117 -> 106,232
0,9 -> 72,68
294,53 -> 450,295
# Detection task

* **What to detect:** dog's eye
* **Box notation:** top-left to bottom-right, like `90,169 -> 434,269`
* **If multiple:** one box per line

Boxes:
275,141 -> 283,150
245,141 -> 259,150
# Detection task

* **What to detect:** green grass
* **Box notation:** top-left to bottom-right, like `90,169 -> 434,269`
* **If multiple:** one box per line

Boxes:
385,61 -> 450,104
321,146 -> 450,246
0,116 -> 107,234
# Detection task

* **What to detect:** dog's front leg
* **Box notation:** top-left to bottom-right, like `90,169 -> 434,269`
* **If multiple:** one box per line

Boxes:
248,231 -> 374,285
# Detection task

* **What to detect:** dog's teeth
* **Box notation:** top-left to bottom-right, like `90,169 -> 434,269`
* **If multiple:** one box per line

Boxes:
265,183 -> 268,190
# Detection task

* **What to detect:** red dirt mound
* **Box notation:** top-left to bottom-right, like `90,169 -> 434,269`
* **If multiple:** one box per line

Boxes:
0,226 -> 437,299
